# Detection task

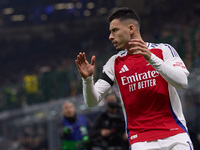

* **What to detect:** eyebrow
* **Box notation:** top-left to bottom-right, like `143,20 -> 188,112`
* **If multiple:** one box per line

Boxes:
110,27 -> 118,32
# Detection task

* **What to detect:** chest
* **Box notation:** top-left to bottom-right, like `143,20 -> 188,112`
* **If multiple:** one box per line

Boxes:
114,50 -> 168,106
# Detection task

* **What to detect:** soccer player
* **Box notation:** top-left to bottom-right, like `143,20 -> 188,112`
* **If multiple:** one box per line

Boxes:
75,7 -> 193,150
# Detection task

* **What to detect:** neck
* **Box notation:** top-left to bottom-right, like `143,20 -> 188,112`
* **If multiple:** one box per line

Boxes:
127,34 -> 143,52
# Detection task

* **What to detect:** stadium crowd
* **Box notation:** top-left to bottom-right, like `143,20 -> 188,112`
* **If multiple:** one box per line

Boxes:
0,5 -> 200,111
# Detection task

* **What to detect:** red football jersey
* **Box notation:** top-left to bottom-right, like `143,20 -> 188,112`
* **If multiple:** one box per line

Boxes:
100,43 -> 189,145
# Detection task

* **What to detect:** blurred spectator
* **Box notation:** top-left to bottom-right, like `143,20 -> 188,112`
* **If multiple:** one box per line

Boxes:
19,126 -> 48,150
89,93 -> 129,150
23,74 -> 39,94
59,101 -> 89,150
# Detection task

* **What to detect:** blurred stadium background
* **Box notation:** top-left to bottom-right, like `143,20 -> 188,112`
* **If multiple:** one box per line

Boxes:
0,0 -> 199,149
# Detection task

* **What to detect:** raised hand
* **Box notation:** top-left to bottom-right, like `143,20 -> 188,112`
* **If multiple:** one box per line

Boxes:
75,52 -> 96,79
128,39 -> 151,61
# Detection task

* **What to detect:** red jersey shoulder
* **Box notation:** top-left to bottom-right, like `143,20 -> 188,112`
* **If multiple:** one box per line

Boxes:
150,48 -> 163,60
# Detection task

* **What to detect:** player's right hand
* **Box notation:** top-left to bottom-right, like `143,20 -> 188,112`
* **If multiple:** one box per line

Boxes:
75,52 -> 95,79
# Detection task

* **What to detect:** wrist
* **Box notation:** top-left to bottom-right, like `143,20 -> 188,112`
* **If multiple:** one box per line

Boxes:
82,75 -> 93,82
147,53 -> 156,64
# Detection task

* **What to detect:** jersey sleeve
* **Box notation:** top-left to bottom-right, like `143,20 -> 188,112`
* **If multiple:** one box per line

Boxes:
162,44 -> 189,76
102,55 -> 116,83
148,44 -> 189,89
82,55 -> 116,107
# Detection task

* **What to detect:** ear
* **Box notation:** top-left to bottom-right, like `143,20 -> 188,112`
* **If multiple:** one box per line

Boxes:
129,24 -> 135,35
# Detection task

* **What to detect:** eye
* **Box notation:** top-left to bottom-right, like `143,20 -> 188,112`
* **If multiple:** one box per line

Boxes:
111,28 -> 118,33
112,29 -> 116,32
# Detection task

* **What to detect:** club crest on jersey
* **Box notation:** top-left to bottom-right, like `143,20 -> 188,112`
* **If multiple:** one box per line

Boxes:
119,65 -> 129,73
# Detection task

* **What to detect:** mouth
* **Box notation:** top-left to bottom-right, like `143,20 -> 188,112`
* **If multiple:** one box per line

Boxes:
112,41 -> 117,47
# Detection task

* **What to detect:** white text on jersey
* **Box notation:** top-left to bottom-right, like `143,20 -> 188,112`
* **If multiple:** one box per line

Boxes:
121,70 -> 159,85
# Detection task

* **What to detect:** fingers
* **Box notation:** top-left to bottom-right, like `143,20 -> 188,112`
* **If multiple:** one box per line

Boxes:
76,52 -> 87,67
128,39 -> 151,60
76,52 -> 84,62
129,39 -> 146,47
75,52 -> 95,66
130,39 -> 146,44
83,52 -> 87,62
128,39 -> 146,50
91,55 -> 96,66
128,39 -> 147,52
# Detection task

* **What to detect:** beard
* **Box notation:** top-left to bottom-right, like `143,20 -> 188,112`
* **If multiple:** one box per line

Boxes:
115,42 -> 129,51
116,47 -> 123,51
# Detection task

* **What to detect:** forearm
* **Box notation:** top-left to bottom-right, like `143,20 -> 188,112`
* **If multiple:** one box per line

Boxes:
148,54 -> 188,89
82,75 -> 111,107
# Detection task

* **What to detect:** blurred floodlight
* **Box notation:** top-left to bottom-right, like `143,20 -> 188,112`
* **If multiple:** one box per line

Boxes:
97,7 -> 107,15
76,2 -> 82,9
83,10 -> 91,17
2,8 -> 14,15
41,14 -> 47,21
54,3 -> 74,10
86,2 -> 95,9
65,3 -> 74,10
54,3 -> 66,10
11,14 -> 25,22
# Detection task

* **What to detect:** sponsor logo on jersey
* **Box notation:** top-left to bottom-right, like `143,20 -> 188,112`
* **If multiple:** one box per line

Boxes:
173,62 -> 186,69
121,70 -> 159,85
119,65 -> 129,73
120,70 -> 159,92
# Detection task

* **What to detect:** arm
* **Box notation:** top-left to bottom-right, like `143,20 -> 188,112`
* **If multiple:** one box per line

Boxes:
82,65 -> 114,107
128,39 -> 189,89
148,53 -> 189,89
82,76 -> 112,107
75,52 -> 114,107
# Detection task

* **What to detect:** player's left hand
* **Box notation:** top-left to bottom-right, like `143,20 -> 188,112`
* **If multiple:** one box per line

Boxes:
128,39 -> 151,61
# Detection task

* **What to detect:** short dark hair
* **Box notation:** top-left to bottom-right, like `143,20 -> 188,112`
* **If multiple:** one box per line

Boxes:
108,7 -> 141,25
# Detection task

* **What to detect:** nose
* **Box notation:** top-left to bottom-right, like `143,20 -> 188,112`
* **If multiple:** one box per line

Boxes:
109,33 -> 114,41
